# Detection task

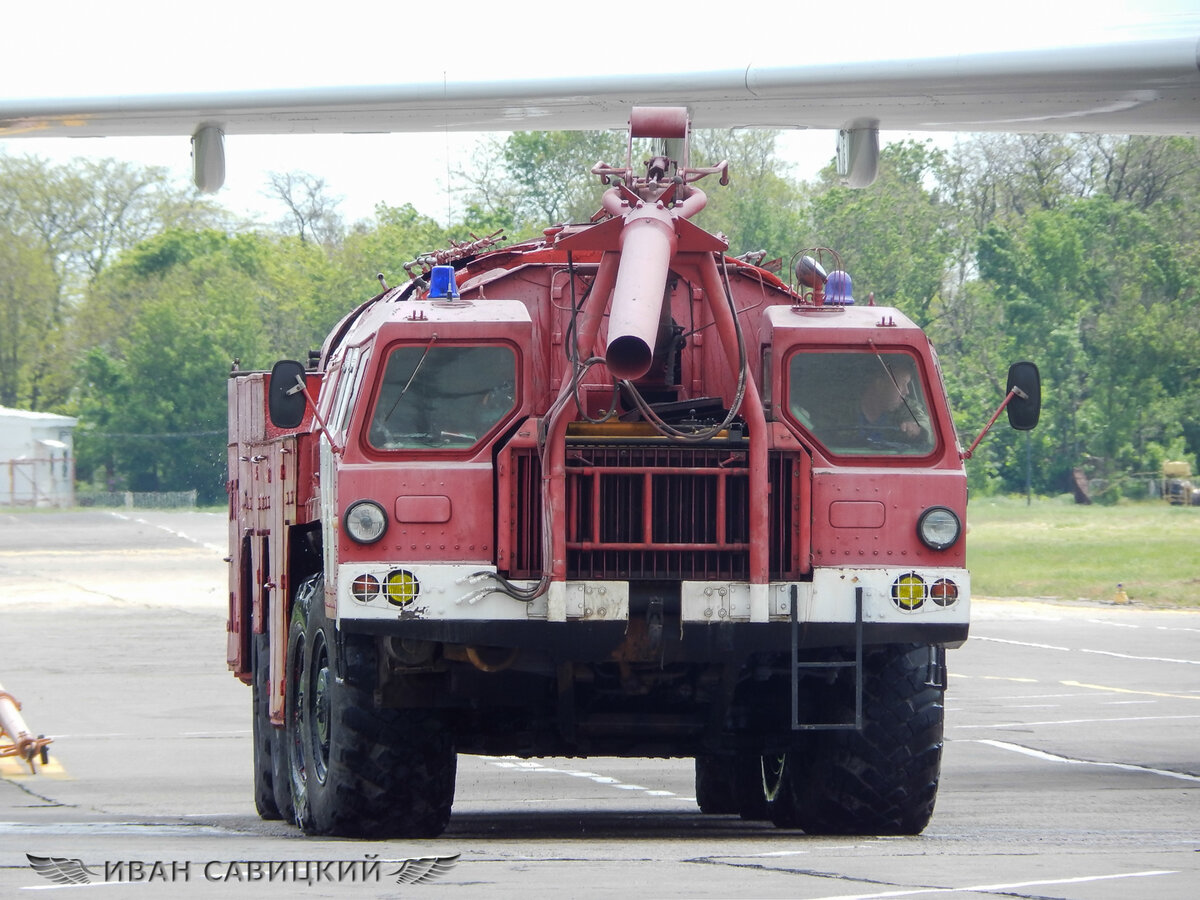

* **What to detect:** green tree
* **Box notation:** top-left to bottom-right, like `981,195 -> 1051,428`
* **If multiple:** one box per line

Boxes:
969,194 -> 1200,498
688,129 -> 807,259
75,230 -> 272,501
76,296 -> 252,503
0,230 -> 59,408
342,202 -> 456,292
265,171 -> 345,245
924,134 -> 1200,499
459,130 -> 624,235
808,140 -> 957,326
0,153 -> 224,410
0,154 -> 222,291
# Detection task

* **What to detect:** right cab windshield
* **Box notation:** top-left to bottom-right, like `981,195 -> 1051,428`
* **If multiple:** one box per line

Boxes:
787,350 -> 937,456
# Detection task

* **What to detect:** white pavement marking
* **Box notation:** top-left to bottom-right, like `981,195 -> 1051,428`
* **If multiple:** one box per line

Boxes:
974,636 -> 1069,651
478,757 -> 691,801
974,635 -> 1200,665
962,739 -> 1200,783
804,870 -> 1177,900
1080,647 -> 1200,665
1102,699 -> 1157,705
108,511 -> 226,555
952,714 -> 1200,730
985,692 -> 1095,700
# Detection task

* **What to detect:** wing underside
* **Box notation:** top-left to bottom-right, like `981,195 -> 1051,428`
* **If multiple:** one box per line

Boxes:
4,36 -> 1195,192
2,38 -> 1198,139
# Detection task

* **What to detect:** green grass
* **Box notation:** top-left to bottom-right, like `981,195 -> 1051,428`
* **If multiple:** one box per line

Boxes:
966,496 -> 1200,607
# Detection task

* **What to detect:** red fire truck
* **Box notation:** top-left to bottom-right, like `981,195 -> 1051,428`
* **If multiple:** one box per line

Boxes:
226,108 -> 1039,838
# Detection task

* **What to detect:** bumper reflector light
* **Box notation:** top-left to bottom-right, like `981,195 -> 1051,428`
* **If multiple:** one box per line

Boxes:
386,570 -> 420,606
930,578 -> 959,607
351,574 -> 381,603
892,573 -> 926,610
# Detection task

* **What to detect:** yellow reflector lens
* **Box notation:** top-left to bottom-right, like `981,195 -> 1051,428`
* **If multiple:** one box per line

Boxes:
385,570 -> 420,606
892,573 -> 926,610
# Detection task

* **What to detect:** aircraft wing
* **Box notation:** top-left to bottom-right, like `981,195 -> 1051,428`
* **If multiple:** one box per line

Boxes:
3,36 -> 1196,190
3,37 -> 1197,138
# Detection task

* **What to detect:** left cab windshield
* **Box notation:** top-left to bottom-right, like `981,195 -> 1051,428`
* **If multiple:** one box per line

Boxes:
367,344 -> 517,450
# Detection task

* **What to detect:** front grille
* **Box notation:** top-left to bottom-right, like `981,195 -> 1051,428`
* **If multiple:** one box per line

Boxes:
567,443 -> 748,580
504,442 -> 806,581
507,448 -> 542,579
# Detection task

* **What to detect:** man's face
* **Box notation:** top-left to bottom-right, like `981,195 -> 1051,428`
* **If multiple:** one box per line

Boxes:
883,373 -> 911,410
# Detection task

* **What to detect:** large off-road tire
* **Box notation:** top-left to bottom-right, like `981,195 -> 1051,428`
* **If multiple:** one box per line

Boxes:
251,631 -> 281,820
745,753 -> 788,821
695,755 -> 739,814
696,753 -> 784,820
253,613 -> 296,823
770,644 -> 944,835
285,574 -> 456,838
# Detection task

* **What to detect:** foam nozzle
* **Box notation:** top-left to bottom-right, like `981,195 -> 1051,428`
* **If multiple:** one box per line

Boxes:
604,212 -> 677,381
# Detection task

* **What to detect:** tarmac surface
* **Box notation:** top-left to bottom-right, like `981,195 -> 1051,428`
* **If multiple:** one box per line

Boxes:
1,509 -> 1197,897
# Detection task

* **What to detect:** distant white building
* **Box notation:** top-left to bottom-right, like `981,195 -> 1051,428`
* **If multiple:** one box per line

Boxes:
0,406 -> 77,507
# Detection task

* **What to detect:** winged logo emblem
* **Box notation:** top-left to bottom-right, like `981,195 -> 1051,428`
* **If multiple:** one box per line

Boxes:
26,853 -> 100,885
388,853 -> 460,884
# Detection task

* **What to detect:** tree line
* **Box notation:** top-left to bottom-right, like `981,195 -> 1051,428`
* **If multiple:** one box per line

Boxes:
2,129 -> 1197,503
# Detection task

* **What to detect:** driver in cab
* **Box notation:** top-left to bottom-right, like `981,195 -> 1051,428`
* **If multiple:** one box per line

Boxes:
856,364 -> 928,447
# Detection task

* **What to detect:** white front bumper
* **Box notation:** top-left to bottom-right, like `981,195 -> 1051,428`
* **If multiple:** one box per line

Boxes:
335,563 -> 969,628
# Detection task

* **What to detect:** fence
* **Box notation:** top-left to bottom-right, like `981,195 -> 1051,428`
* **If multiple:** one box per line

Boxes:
74,490 -> 199,510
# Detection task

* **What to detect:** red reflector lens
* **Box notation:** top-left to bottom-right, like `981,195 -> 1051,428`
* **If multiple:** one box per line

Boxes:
930,578 -> 959,606
351,574 -> 381,602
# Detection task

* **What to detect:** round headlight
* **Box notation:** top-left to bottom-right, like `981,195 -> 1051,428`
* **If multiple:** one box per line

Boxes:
917,506 -> 961,551
344,500 -> 388,544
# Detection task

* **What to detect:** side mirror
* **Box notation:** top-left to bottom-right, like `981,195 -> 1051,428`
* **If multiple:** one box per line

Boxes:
1006,361 -> 1041,431
268,360 -> 308,429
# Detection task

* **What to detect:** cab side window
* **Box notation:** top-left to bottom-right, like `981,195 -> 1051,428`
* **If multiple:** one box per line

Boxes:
328,347 -> 369,441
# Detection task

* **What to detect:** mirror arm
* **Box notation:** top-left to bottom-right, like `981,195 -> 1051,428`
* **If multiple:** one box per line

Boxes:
961,386 -> 1026,460
289,375 -> 343,456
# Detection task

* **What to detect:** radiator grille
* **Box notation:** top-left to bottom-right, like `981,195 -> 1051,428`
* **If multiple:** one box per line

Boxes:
505,443 -> 805,581
568,444 -> 750,580
509,448 -> 542,579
